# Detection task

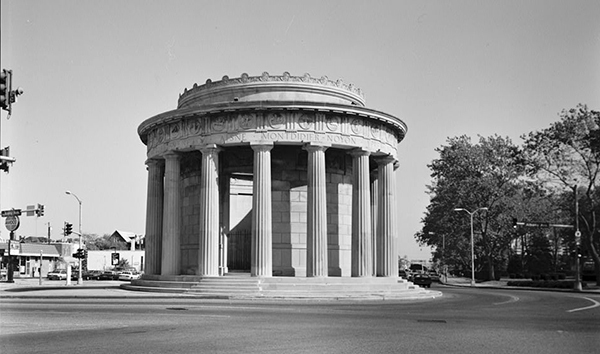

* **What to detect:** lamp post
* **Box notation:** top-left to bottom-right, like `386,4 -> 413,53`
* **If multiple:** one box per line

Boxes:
66,190 -> 83,285
454,207 -> 488,287
573,185 -> 582,292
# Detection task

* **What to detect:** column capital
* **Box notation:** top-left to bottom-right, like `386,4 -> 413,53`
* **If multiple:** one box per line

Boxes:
145,158 -> 163,165
145,158 -> 164,171
251,142 -> 274,152
374,155 -> 396,165
199,144 -> 222,154
303,143 -> 331,153
349,148 -> 371,158
162,151 -> 181,160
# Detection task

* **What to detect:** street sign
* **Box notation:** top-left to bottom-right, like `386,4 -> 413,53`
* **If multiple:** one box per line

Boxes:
26,205 -> 36,217
5,215 -> 20,231
1,209 -> 21,217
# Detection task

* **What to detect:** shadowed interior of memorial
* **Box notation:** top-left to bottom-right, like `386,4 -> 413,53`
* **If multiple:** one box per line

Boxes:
177,145 -> 379,277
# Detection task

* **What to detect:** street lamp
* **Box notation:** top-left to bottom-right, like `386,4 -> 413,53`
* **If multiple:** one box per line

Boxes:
454,207 -> 488,287
65,190 -> 83,285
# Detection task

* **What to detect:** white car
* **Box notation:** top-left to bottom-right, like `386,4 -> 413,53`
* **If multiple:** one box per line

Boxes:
118,271 -> 141,281
48,269 -> 68,280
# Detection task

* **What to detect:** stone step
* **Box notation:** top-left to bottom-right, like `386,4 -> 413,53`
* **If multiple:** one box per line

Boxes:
125,274 -> 437,299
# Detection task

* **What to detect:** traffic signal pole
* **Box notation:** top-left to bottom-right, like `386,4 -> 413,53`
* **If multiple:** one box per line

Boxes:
7,231 -> 14,283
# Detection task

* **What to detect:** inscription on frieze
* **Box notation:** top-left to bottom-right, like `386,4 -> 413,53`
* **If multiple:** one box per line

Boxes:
146,110 -> 399,159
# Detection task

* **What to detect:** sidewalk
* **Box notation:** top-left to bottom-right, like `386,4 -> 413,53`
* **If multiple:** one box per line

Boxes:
443,276 -> 600,294
0,278 -> 185,299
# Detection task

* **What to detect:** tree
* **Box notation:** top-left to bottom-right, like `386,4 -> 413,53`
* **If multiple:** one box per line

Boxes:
85,233 -> 128,250
522,104 -> 600,284
418,135 -> 528,280
114,258 -> 131,271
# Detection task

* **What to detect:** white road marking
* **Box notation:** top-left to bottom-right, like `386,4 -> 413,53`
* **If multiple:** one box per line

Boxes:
493,294 -> 520,305
567,296 -> 600,313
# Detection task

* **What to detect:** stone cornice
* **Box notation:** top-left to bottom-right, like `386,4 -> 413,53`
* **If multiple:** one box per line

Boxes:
138,100 -> 407,144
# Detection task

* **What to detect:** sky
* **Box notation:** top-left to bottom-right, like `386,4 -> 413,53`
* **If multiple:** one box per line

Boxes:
1,0 -> 599,260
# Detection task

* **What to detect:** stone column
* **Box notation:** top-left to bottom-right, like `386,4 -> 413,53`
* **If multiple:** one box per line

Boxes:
220,174 -> 231,275
370,173 -> 378,276
144,159 -> 164,275
305,144 -> 329,277
376,156 -> 397,277
251,143 -> 273,277
350,149 -> 373,277
161,152 -> 181,276
198,145 -> 221,276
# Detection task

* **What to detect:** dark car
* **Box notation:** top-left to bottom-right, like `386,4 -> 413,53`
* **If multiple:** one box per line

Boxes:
99,271 -> 119,280
412,273 -> 432,288
86,270 -> 103,280
71,270 -> 89,280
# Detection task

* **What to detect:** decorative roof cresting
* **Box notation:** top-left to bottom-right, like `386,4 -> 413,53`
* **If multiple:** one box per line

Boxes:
179,71 -> 364,100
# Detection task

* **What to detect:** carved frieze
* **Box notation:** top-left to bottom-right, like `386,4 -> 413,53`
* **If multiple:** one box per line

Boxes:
146,111 -> 400,159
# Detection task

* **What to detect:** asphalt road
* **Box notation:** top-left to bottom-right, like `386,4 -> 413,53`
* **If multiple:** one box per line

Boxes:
1,284 -> 599,354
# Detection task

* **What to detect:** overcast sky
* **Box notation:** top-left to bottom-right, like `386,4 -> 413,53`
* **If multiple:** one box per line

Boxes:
1,0 -> 599,260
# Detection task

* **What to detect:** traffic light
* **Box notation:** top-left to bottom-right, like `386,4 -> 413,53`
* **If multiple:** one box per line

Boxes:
0,69 -> 9,111
65,222 -> 73,236
36,204 -> 45,217
111,252 -> 120,265
0,146 -> 14,172
512,218 -> 518,229
0,69 -> 23,116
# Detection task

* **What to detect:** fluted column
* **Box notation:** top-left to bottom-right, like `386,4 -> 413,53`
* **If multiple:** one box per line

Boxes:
251,143 -> 273,277
305,144 -> 329,277
350,149 -> 373,277
144,159 -> 164,275
376,156 -> 397,277
370,174 -> 378,276
198,145 -> 221,276
161,152 -> 181,276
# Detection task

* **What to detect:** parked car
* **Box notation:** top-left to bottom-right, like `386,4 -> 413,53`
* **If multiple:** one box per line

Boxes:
398,269 -> 408,279
99,270 -> 119,280
118,271 -> 141,281
428,271 -> 440,282
47,269 -> 68,280
86,270 -> 103,280
412,273 -> 432,288
71,270 -> 98,280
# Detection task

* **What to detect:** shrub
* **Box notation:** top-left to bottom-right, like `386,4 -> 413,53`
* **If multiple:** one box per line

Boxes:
506,280 -> 588,289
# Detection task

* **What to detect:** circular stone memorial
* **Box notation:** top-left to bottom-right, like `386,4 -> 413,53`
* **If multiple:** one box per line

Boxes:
130,72 -> 423,299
